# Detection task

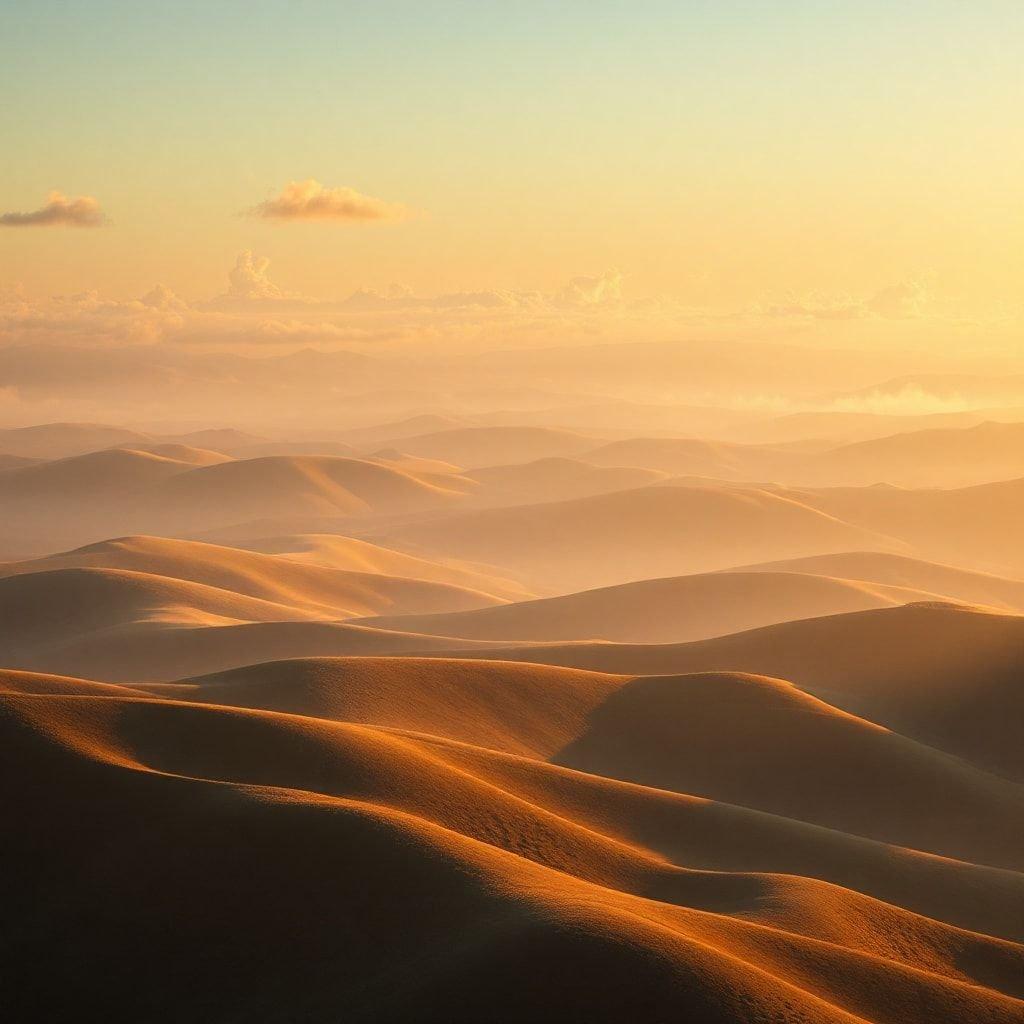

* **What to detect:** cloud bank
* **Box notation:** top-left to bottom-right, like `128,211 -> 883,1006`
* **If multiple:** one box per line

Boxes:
0,191 -> 105,228
761,279 -> 935,321
251,180 -> 409,222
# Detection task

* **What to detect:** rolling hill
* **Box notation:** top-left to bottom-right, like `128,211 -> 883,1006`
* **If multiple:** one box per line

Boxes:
375,483 -> 905,591
358,570 -> 947,644
4,658 -> 1023,1021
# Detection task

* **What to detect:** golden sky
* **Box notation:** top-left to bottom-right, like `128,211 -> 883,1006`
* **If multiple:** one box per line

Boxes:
1,2 -> 1022,322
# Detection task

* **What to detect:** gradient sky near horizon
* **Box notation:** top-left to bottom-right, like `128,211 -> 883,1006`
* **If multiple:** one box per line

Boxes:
2,1 -> 1021,312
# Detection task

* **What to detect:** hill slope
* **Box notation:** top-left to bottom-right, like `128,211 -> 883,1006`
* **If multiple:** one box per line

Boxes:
359,570 -> 945,644
376,483 -> 904,591
3,660 -> 1023,1021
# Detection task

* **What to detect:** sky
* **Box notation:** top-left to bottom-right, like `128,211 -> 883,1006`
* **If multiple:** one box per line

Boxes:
1,1 -> 1022,322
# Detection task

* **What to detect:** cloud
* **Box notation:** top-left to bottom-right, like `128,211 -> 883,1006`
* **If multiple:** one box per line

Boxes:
831,383 -> 972,415
760,279 -> 934,322
225,251 -> 284,301
554,271 -> 623,308
140,284 -> 189,312
341,286 -> 520,312
0,191 -> 105,228
865,280 -> 931,319
251,179 -> 409,222
762,292 -> 864,320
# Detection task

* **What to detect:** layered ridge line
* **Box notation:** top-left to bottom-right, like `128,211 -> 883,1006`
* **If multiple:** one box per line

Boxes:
3,666 -> 1023,1022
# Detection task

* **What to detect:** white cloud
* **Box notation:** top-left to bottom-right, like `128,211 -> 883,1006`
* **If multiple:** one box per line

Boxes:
225,251 -> 285,301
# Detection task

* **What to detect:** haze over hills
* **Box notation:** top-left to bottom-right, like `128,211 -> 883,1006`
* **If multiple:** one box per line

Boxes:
0,451 -> 480,556
358,570 -> 949,644
373,482 -> 905,591
0,535 -> 509,615
725,550 -> 1024,612
793,476 -> 1024,575
735,408 -> 1006,444
465,457 -> 669,505
582,436 -> 803,479
5,409 -> 1024,1022
377,425 -> 604,468
798,421 -> 1024,488
240,532 -> 533,600
829,373 -> 1024,409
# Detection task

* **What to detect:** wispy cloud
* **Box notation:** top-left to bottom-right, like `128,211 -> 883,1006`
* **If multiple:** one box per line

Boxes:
0,191 -> 105,228
251,179 -> 410,222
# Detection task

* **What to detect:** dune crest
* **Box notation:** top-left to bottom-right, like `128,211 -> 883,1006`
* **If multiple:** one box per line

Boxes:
4,659 -> 1023,1022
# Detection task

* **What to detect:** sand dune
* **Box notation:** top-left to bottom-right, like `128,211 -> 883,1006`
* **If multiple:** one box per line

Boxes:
368,450 -> 467,477
739,408 -> 994,444
379,425 -> 602,468
242,532 -> 533,600
0,452 -> 482,555
581,421 -> 1024,489
0,535 -> 522,680
475,399 -> 757,438
228,439 -> 362,458
456,602 -> 1024,782
0,420 -> 152,458
0,535 -> 507,616
24,619 -> 503,682
340,412 -> 476,446
726,550 -> 1024,612
150,455 -> 476,525
161,427 -> 268,451
582,436 -> 802,480
4,663 -> 1022,1021
375,483 -> 904,591
0,454 -> 40,471
467,456 -> 669,505
359,570 -> 948,644
115,442 -> 234,465
0,566 -> 324,655
804,421 -> 1024,487
0,446 -> 204,500
6,666 -> 1021,942
5,422 -> 1024,1021
152,657 -> 1024,868
10,8 -> 1024,1014
793,476 -> 1024,575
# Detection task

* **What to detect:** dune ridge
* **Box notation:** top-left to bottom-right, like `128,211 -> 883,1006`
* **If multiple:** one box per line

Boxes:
5,414 -> 1024,1019
0,534 -> 508,617
357,569 -> 957,644
3,659 -> 1022,1022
